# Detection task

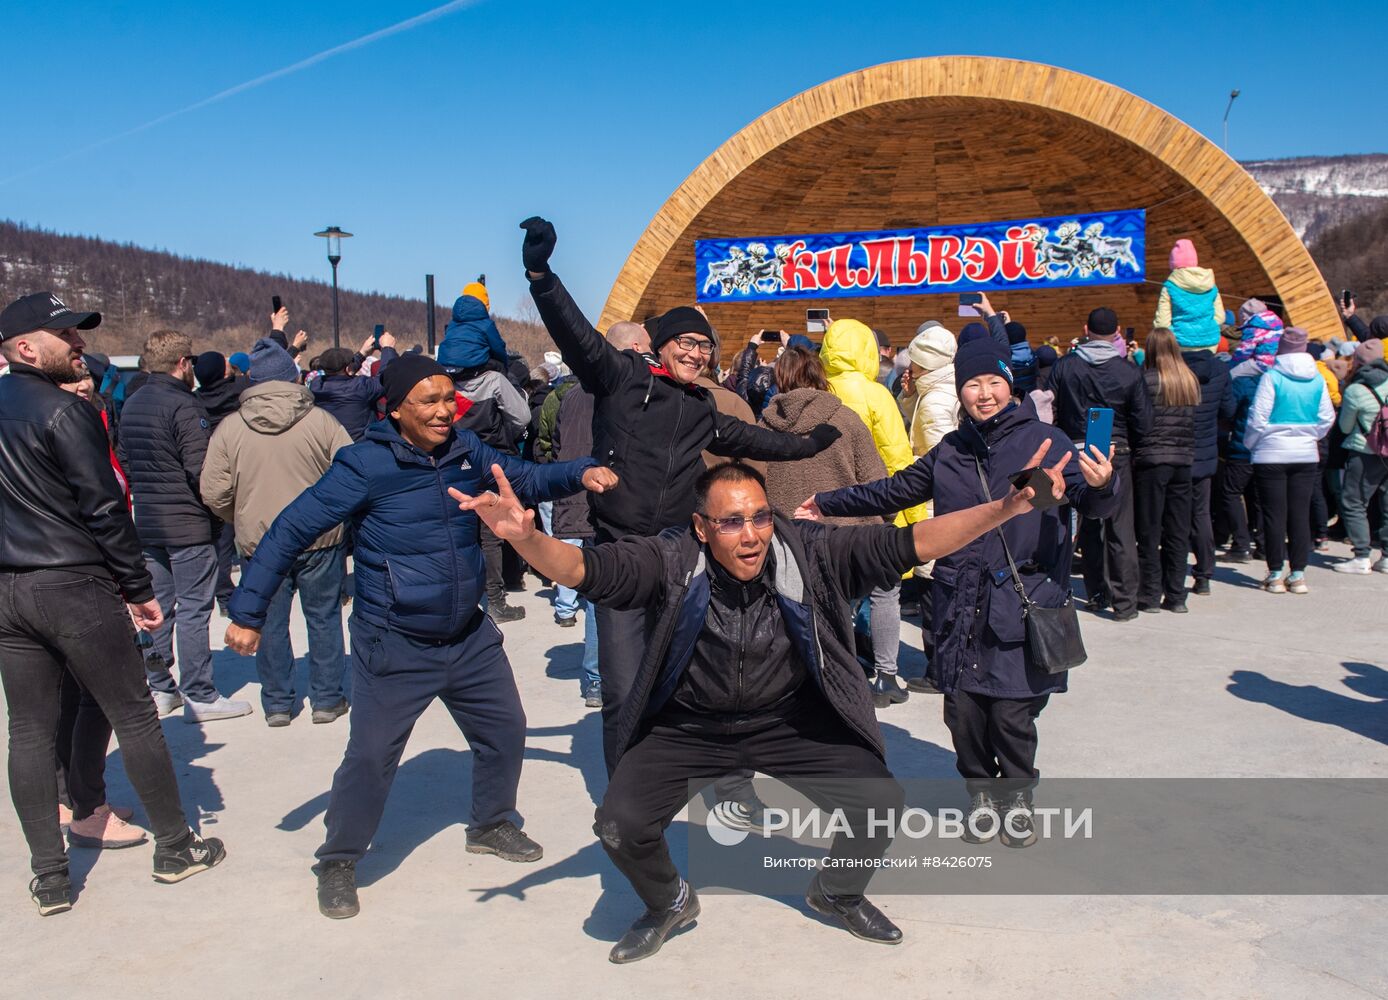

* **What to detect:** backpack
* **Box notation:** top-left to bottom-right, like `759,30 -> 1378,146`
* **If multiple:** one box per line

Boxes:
1364,384 -> 1388,458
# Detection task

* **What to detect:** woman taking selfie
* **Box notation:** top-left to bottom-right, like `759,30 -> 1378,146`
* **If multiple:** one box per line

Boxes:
798,337 -> 1115,847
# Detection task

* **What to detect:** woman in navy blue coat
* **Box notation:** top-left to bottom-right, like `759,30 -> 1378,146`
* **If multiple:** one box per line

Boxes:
800,337 -> 1116,846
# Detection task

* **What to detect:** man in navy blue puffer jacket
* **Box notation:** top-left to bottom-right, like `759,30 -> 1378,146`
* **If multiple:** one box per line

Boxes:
224,355 -> 614,920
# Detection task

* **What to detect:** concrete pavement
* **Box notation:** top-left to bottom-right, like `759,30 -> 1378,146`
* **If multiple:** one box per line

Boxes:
1,541 -> 1385,999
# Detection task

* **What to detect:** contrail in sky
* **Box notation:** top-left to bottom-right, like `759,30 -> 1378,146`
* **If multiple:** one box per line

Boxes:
1,0 -> 479,185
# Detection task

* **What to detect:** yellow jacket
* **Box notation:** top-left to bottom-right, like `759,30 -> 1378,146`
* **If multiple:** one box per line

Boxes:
1316,360 -> 1342,407
820,319 -> 928,526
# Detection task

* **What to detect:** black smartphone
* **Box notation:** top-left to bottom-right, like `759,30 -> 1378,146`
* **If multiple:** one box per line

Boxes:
759,330 -> 782,343
1343,289 -> 1354,309
272,295 -> 283,313
372,323 -> 384,346
958,292 -> 983,305
1009,467 -> 1063,509
1125,326 -> 1135,341
806,308 -> 830,333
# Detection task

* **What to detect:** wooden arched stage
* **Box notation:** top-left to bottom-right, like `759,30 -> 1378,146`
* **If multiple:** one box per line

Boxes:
598,57 -> 1337,350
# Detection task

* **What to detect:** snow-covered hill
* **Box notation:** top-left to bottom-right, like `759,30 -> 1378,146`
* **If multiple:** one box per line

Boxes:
1241,154 -> 1388,243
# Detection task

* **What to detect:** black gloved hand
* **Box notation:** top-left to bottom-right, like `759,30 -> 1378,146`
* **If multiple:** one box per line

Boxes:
807,423 -> 842,451
519,216 -> 557,275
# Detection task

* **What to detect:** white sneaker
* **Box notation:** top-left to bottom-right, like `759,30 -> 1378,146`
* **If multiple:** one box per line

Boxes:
183,696 -> 253,723
1373,557 -> 1388,574
1333,557 -> 1372,575
152,691 -> 183,716
1262,573 -> 1287,594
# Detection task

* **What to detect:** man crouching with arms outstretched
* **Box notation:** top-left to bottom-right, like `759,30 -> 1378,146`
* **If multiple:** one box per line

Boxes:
451,452 -> 1067,963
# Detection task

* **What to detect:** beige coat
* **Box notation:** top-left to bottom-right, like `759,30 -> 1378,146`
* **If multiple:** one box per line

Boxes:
200,382 -> 353,556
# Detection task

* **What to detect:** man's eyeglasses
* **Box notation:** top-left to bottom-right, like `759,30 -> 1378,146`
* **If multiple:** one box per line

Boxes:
699,509 -> 774,535
671,336 -> 714,356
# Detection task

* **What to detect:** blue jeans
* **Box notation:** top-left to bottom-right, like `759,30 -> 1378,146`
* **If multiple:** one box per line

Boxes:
556,539 -> 599,687
555,538 -> 583,618
256,544 -> 348,714
144,543 -> 218,703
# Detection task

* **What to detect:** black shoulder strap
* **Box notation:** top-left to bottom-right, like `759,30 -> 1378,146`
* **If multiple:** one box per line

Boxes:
974,454 -> 1032,609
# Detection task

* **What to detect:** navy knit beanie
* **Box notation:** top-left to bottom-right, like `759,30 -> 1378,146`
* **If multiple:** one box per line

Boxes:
193,351 -> 225,387
958,322 -> 990,346
954,337 -> 1014,394
1005,321 -> 1029,346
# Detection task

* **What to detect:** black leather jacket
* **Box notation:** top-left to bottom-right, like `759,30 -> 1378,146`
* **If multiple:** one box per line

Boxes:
0,365 -> 154,601
663,554 -> 807,727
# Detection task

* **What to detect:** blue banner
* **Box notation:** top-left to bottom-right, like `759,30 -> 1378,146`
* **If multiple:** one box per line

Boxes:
695,209 -> 1146,302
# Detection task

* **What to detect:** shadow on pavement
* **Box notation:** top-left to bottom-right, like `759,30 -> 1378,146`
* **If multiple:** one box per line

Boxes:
1227,662 -> 1388,745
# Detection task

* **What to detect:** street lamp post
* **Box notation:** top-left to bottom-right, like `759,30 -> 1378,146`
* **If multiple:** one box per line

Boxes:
314,226 -> 354,348
1222,89 -> 1240,153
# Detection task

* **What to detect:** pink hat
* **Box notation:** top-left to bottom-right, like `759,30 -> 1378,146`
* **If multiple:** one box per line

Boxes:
1169,239 -> 1199,269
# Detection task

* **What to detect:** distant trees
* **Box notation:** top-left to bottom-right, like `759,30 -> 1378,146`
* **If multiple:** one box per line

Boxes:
0,220 -> 556,361
1311,202 -> 1388,317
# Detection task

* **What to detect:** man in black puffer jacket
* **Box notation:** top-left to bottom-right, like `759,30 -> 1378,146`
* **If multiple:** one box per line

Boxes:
119,330 -> 251,724
1181,348 -> 1234,594
455,461 -> 1048,963
520,217 -> 843,775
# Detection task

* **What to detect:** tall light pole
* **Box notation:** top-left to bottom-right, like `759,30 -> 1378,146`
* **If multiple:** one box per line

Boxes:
1223,89 -> 1240,154
314,226 -> 353,348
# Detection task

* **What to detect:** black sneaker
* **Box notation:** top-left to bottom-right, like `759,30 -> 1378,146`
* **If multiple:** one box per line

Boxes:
1161,598 -> 1189,614
1137,602 -> 1161,614
29,871 -> 72,917
489,601 -> 526,624
582,680 -> 602,708
1221,548 -> 1251,564
466,820 -> 543,862
1190,578 -> 1211,596
905,675 -> 941,694
999,792 -> 1037,848
1109,608 -> 1138,622
1084,594 -> 1110,615
152,832 -> 226,884
960,791 -> 999,844
554,612 -> 577,628
315,860 -> 359,919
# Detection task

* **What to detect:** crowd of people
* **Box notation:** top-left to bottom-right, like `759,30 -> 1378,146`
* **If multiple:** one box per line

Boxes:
0,224 -> 1382,963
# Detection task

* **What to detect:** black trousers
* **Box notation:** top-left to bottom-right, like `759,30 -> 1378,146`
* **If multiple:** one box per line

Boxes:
479,522 -> 506,605
1134,463 -> 1193,605
943,689 -> 1050,796
593,602 -> 755,802
1219,460 -> 1259,553
1310,456 -> 1330,539
1079,453 -> 1139,614
596,705 -> 903,909
55,670 -> 113,819
212,520 -> 238,607
1255,462 -> 1318,573
1189,474 -> 1215,582
0,570 -> 190,876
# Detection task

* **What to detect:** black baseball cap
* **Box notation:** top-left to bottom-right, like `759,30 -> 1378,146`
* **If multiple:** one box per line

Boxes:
0,291 -> 101,341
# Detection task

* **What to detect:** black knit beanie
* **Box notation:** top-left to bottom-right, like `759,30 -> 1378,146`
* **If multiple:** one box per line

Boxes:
652,306 -> 714,351
954,337 -> 1015,394
382,354 -> 450,412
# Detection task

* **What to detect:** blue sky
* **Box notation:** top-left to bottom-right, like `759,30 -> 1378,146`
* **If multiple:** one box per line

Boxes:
3,0 -> 1383,324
